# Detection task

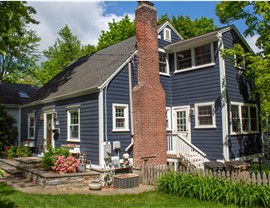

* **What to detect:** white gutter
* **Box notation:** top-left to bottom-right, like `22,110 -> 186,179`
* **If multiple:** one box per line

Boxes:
217,32 -> 229,161
125,61 -> 134,152
18,107 -> 21,145
98,90 -> 105,167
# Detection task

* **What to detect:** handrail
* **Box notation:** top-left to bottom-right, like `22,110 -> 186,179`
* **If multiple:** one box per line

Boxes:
175,134 -> 207,157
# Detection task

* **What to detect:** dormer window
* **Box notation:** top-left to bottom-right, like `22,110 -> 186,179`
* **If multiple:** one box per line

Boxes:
195,44 -> 212,66
164,28 -> 171,42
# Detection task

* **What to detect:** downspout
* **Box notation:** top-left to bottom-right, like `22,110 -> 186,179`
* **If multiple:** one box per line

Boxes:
217,32 -> 229,161
104,84 -> 108,143
125,61 -> 134,151
18,107 -> 21,145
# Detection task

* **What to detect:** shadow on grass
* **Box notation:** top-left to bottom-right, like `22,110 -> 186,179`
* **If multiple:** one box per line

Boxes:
0,199 -> 17,208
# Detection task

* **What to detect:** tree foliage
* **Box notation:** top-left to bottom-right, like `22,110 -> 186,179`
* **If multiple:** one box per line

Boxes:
97,15 -> 135,50
216,2 -> 270,124
38,25 -> 96,85
0,1 -> 41,83
0,106 -> 18,153
157,14 -> 218,39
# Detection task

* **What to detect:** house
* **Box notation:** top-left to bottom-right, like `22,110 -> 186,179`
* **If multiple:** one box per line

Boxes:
18,2 -> 261,169
0,82 -> 39,144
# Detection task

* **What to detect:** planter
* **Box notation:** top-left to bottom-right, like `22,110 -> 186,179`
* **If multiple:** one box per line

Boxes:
89,181 -> 102,190
29,141 -> 35,147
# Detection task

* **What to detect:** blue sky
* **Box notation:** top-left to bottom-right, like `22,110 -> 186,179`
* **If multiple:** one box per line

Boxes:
28,1 -> 257,56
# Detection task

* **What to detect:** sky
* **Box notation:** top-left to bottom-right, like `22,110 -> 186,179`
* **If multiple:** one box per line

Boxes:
27,0 -> 259,60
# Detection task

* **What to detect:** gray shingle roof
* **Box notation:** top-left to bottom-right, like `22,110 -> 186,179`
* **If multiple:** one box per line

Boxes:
0,82 -> 40,105
28,36 -> 136,103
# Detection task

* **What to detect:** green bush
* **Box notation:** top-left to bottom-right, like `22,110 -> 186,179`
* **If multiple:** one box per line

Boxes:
0,105 -> 18,155
157,172 -> 270,207
7,146 -> 31,158
40,146 -> 70,170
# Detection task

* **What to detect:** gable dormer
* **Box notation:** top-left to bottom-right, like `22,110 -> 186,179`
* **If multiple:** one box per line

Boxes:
157,21 -> 183,48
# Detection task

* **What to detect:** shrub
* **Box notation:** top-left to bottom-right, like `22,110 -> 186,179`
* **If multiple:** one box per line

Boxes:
52,155 -> 79,174
1,145 -> 11,158
157,172 -> 270,207
6,145 -> 31,158
40,146 -> 70,171
0,105 -> 18,154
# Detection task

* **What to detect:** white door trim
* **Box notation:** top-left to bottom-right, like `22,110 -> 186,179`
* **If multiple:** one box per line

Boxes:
43,109 -> 55,150
172,106 -> 191,142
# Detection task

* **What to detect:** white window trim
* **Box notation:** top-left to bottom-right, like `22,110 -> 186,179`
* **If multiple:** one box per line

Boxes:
166,107 -> 172,131
230,102 -> 259,135
112,103 -> 130,132
67,106 -> 80,142
194,101 -> 216,129
234,54 -> 246,70
164,28 -> 171,42
159,48 -> 170,76
175,42 -> 215,73
27,112 -> 35,139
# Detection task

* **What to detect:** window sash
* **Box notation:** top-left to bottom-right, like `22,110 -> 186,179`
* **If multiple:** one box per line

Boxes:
28,114 -> 35,138
113,104 -> 129,131
195,102 -> 216,128
230,103 -> 258,134
177,49 -> 192,70
159,52 -> 167,73
195,44 -> 211,66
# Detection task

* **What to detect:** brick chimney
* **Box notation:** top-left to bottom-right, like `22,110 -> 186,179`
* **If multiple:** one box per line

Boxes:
132,1 -> 167,167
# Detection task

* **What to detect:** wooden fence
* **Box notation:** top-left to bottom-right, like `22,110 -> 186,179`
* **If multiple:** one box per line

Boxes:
141,164 -> 270,186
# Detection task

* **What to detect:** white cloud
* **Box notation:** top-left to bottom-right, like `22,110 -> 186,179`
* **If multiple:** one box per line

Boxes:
245,34 -> 261,53
28,1 -> 135,53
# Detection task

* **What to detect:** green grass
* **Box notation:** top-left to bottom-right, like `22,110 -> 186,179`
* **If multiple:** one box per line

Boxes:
0,183 -> 237,208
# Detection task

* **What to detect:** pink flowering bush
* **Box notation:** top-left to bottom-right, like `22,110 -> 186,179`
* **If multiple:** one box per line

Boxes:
52,155 -> 79,174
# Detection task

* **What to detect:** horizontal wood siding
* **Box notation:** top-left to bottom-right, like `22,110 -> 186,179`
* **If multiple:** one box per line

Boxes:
170,41 -> 224,160
223,30 -> 262,159
106,64 -> 132,158
160,75 -> 172,107
21,93 -> 99,164
158,25 -> 182,48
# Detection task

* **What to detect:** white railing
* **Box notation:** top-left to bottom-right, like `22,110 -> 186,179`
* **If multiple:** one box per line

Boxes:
167,133 -> 209,169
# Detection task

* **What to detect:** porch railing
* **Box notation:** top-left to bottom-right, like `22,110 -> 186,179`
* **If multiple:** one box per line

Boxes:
167,133 -> 208,169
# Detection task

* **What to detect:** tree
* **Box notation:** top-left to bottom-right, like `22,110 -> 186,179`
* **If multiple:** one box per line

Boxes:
39,25 -> 96,85
216,2 -> 270,125
97,15 -> 135,50
0,1 -> 41,83
0,106 -> 18,154
158,14 -> 218,39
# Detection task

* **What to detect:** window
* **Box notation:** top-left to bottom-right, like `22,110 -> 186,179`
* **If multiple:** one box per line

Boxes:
177,49 -> 192,70
28,113 -> 35,139
159,52 -> 167,74
195,44 -> 212,66
113,104 -> 129,131
195,102 -> 216,128
164,28 -> 171,42
230,103 -> 258,134
166,107 -> 171,130
67,106 -> 80,141
176,42 -> 215,72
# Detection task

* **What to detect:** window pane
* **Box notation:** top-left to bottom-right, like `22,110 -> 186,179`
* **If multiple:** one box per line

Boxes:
177,111 -> 186,132
231,105 -> 240,132
115,108 -> 124,118
159,52 -> 167,73
114,106 -> 127,129
70,126 -> 78,138
241,106 -> 249,132
177,49 -> 191,70
195,44 -> 211,66
116,118 -> 125,128
250,106 -> 258,131
70,112 -> 78,124
198,105 -> 213,125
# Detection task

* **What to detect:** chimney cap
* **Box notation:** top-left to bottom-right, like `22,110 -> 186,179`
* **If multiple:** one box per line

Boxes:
138,1 -> 155,7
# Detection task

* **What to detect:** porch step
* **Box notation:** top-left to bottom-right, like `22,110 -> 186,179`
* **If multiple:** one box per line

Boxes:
167,154 -> 184,160
14,157 -> 41,168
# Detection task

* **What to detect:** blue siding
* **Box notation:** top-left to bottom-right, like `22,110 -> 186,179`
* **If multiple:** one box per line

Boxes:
21,93 -> 99,164
223,30 -> 262,159
106,64 -> 132,157
170,41 -> 224,160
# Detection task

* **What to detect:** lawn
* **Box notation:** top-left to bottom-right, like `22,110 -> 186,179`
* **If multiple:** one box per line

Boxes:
0,183 -> 237,208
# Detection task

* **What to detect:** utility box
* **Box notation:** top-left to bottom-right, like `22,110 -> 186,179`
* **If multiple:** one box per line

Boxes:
104,143 -> 111,159
113,141 -> 121,150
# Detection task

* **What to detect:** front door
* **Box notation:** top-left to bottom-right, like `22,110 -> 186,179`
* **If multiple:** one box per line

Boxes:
173,107 -> 191,142
44,113 -> 54,150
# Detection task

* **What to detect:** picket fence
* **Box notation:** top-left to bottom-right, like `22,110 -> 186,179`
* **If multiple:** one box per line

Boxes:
141,164 -> 270,186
